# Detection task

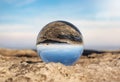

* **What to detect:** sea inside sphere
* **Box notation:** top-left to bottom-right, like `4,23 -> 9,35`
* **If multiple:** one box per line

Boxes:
36,21 -> 84,65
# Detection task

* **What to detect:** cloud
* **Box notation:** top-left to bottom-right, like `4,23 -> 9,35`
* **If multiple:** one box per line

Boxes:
95,0 -> 120,19
0,0 -> 120,49
71,20 -> 120,28
0,23 -> 39,49
0,19 -> 120,50
70,20 -> 120,49
3,0 -> 36,6
0,32 -> 37,49
0,24 -> 38,33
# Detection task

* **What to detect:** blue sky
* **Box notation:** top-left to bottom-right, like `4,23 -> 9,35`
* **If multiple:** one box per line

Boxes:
0,0 -> 120,50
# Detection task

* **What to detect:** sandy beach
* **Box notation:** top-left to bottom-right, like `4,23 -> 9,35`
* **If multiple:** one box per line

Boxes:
0,48 -> 119,82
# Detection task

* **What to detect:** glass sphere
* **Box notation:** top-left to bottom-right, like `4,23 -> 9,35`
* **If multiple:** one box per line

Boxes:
36,21 -> 84,65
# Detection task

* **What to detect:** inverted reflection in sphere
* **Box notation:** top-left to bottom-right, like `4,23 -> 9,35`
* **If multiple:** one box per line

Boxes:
36,21 -> 83,65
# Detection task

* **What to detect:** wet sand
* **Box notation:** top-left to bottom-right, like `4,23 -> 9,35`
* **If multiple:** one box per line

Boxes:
0,48 -> 120,82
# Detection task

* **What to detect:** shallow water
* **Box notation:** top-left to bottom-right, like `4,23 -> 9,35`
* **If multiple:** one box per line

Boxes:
37,44 -> 83,65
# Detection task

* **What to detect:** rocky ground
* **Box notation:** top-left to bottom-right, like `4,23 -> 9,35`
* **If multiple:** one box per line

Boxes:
0,48 -> 120,82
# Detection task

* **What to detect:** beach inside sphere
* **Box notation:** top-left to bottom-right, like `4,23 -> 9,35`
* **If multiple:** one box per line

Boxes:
37,44 -> 83,65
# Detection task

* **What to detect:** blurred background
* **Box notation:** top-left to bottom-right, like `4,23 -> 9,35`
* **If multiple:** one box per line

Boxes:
0,0 -> 120,50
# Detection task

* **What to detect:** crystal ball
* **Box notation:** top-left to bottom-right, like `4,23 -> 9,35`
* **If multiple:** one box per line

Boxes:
36,21 -> 84,65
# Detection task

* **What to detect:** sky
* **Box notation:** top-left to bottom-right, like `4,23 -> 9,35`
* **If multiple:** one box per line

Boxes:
0,0 -> 120,50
